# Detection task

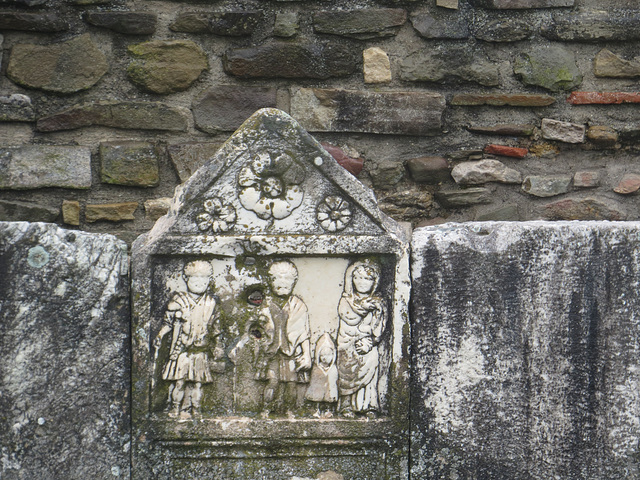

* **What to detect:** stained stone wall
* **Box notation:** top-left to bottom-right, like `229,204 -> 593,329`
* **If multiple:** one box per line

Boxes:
2,0 -> 640,239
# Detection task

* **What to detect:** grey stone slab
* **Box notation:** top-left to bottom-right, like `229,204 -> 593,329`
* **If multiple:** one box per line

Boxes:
411,222 -> 640,479
0,145 -> 92,190
313,8 -> 406,39
0,222 -> 129,479
0,94 -> 35,122
542,10 -> 640,41
132,108 -> 410,479
291,88 -> 445,135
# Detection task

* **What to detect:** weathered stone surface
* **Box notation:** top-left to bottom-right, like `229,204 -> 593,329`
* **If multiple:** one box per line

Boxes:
0,146 -> 91,190
435,187 -> 491,207
292,88 -> 445,135
514,46 -> 582,91
411,222 -> 639,480
406,156 -> 450,184
274,12 -> 298,37
587,126 -> 618,146
451,93 -> 555,106
0,200 -> 58,222
613,173 -> 640,194
7,34 -> 107,94
370,160 -> 405,188
410,12 -> 469,39
62,200 -> 80,225
543,197 -> 627,220
100,141 -> 160,187
542,11 -> 640,42
541,118 -> 586,143
594,49 -> 640,78
170,11 -> 261,36
469,124 -> 534,136
0,94 -> 35,122
452,159 -> 522,185
85,11 -> 157,34
475,18 -> 532,42
363,47 -> 391,84
144,197 -> 171,221
37,101 -> 189,132
321,143 -> 364,176
0,0 -> 47,5
193,85 -> 277,133
0,222 -> 129,479
167,142 -> 222,182
522,175 -> 571,197
313,9 -> 406,39
529,142 -> 559,157
437,0 -> 459,9
132,108 -> 410,477
472,0 -> 573,7
0,12 -> 68,31
475,204 -> 519,220
127,40 -> 207,94
401,47 -> 499,86
568,91 -> 640,105
224,42 -> 357,79
573,171 -> 600,188
86,202 -> 138,222
484,144 -> 528,158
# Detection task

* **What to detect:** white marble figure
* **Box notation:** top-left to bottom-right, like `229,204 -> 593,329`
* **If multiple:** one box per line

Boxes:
153,260 -> 222,418
337,261 -> 387,417
255,260 -> 312,413
305,333 -> 339,418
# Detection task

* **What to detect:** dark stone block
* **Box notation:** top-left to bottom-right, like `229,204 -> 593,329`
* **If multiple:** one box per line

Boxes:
542,11 -> 640,42
85,11 -> 157,34
472,0 -> 573,7
100,141 -> 160,187
0,12 -> 68,31
0,94 -> 35,122
313,8 -> 406,39
0,200 -> 58,221
170,11 -> 261,36
410,12 -> 469,39
223,42 -> 357,79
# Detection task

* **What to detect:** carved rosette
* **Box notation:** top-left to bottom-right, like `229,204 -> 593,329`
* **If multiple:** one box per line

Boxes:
237,152 -> 305,220
196,197 -> 236,233
316,196 -> 352,232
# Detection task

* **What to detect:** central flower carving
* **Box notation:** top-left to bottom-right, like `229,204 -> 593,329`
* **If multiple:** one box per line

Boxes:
238,152 -> 305,220
196,197 -> 236,233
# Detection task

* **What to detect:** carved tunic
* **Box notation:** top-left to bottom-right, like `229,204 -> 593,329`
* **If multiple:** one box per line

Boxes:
337,293 -> 386,411
161,291 -> 219,383
305,333 -> 338,403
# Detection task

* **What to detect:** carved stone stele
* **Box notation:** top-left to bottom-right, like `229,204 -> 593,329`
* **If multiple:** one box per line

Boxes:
131,109 -> 410,479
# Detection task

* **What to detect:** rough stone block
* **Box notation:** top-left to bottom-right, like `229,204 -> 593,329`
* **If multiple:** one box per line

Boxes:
100,141 -> 160,187
542,11 -> 640,42
406,156 -> 450,184
291,88 -> 445,135
541,119 -> 586,143
410,12 -> 469,39
573,171 -> 600,188
0,94 -> 35,122
85,11 -> 157,34
37,101 -> 189,132
86,202 -> 138,223
475,18 -> 532,42
370,160 -> 405,188
144,197 -> 171,221
587,126 -> 618,146
522,175 -> 572,197
451,93 -> 555,106
0,200 -> 58,222
0,222 -> 129,479
167,142 -> 222,182
613,173 -> 640,194
193,85 -> 277,133
170,11 -> 261,36
435,187 -> 491,207
401,46 -> 499,86
224,42 -> 357,79
0,12 -> 68,31
543,198 -> 626,220
363,47 -> 391,84
437,0 -> 459,9
594,49 -> 640,78
0,146 -> 91,190
411,222 -> 640,479
62,199 -> 80,225
128,40 -> 208,94
568,92 -> 640,105
472,0 -> 574,7
313,8 -> 406,39
7,34 -> 107,94
452,159 -> 522,185
274,12 -> 298,37
514,45 -> 582,91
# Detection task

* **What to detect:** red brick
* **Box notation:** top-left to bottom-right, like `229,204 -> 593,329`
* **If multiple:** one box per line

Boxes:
484,144 -> 528,158
451,94 -> 555,107
321,143 -> 364,176
568,91 -> 640,105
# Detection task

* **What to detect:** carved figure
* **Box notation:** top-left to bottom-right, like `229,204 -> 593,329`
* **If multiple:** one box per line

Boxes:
305,333 -> 339,418
255,260 -> 312,413
153,260 -> 222,417
337,261 -> 387,417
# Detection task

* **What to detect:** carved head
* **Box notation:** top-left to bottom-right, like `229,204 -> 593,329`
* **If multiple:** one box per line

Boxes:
183,260 -> 213,294
343,261 -> 380,297
268,260 -> 298,297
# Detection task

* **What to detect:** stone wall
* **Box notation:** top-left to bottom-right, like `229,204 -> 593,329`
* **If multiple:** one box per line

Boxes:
1,0 -> 640,240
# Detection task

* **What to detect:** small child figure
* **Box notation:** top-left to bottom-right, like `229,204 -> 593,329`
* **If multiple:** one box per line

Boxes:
304,333 -> 338,418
